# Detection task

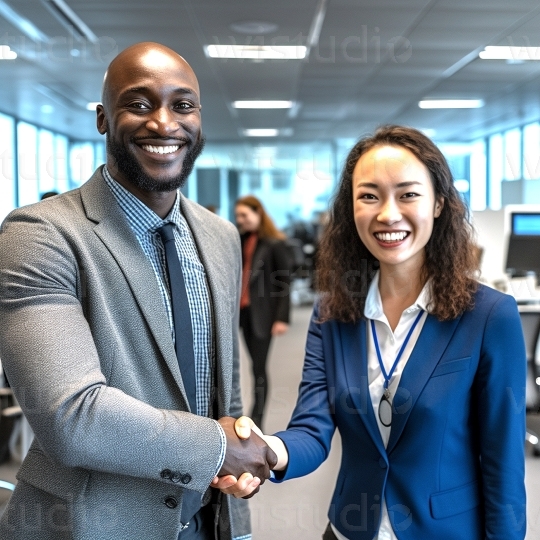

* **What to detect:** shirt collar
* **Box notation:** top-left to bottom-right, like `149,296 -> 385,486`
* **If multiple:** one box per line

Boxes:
364,270 -> 431,320
102,165 -> 184,238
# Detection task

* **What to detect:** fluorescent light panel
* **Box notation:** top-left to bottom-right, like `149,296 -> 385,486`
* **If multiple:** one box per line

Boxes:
41,0 -> 98,43
418,99 -> 484,109
233,100 -> 293,109
0,0 -> 49,42
243,129 -> 279,137
479,46 -> 540,61
205,45 -> 306,60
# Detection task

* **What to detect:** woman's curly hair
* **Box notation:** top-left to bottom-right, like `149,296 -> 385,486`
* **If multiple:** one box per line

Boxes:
316,125 -> 479,323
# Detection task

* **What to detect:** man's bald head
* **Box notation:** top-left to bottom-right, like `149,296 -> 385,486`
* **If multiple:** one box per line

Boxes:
101,42 -> 199,112
95,41 -> 205,202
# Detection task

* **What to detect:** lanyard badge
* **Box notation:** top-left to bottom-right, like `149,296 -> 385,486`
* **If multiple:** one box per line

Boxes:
370,310 -> 424,427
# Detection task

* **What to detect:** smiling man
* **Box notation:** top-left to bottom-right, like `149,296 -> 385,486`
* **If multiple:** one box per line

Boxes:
0,42 -> 276,540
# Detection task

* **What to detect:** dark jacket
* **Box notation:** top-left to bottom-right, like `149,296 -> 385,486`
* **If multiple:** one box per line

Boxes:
241,235 -> 291,339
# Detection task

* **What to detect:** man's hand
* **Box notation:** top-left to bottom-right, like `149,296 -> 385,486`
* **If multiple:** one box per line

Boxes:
217,416 -> 277,495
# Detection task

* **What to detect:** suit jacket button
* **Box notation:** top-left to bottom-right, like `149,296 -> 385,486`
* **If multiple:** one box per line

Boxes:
161,469 -> 172,480
181,474 -> 192,484
164,496 -> 178,509
171,472 -> 182,483
378,458 -> 387,469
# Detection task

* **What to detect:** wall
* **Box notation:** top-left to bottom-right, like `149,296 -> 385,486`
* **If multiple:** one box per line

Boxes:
470,208 -> 506,284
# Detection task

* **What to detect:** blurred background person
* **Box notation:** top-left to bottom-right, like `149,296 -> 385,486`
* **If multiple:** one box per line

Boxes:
235,195 -> 291,429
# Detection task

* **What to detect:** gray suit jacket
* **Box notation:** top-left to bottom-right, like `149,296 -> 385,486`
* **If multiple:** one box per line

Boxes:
0,169 -> 250,540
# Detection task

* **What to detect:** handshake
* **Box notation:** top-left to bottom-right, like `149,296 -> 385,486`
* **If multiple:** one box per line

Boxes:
213,416 -> 287,499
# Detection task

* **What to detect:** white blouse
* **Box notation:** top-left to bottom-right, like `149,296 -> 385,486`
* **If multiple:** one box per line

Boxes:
332,272 -> 429,540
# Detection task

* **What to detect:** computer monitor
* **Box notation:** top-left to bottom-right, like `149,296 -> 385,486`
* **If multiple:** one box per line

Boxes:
505,210 -> 540,277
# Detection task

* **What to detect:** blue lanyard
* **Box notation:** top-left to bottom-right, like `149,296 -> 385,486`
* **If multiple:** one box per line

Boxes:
370,309 -> 424,391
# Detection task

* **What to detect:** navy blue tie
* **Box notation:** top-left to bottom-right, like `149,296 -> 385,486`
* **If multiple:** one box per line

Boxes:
158,224 -> 202,532
158,223 -> 197,413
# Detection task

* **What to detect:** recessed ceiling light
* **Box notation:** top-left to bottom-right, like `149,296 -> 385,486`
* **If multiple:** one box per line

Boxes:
0,45 -> 17,60
233,101 -> 294,109
86,102 -> 100,110
229,21 -> 278,35
205,45 -> 306,60
243,129 -> 279,137
242,128 -> 293,137
40,104 -> 54,114
418,99 -> 484,109
479,46 -> 540,61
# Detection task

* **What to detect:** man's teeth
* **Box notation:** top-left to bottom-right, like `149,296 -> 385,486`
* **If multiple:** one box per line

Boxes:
141,145 -> 180,154
375,232 -> 407,242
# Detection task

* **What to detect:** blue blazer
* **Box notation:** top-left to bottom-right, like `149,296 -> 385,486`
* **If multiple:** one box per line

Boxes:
274,285 -> 526,540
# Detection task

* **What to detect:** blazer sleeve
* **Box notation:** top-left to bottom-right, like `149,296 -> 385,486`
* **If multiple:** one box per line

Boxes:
0,208 -> 224,494
476,293 -> 527,539
271,240 -> 291,324
272,303 -> 336,481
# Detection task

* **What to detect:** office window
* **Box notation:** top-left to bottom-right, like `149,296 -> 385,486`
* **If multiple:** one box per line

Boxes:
470,139 -> 487,211
17,122 -> 39,206
523,122 -> 540,180
247,170 -> 262,190
272,170 -> 290,190
488,133 -> 503,210
70,142 -> 95,188
95,142 -> 106,168
38,129 -> 56,195
0,113 -> 16,221
504,128 -> 521,180
55,135 -> 69,192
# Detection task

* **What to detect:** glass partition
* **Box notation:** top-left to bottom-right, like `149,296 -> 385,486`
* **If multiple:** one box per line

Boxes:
17,122 -> 39,206
523,122 -> 540,180
0,113 -> 16,221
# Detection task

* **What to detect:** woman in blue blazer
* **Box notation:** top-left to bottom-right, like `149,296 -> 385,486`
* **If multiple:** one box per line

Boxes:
215,125 -> 527,539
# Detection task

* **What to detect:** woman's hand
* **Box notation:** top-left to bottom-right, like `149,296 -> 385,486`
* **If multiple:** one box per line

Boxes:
271,321 -> 289,336
211,471 -> 262,499
211,417 -> 289,498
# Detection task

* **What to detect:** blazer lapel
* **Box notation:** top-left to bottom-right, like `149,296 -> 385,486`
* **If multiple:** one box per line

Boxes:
386,313 -> 463,454
80,171 -> 187,400
342,320 -> 386,455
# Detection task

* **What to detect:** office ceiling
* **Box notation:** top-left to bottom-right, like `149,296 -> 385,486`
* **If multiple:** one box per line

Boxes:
2,0 -> 540,143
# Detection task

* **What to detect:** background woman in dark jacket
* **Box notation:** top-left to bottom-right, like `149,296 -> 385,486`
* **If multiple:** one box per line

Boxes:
235,195 -> 291,428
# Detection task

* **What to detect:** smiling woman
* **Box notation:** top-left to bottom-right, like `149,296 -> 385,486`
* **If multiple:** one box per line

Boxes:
317,125 -> 478,324
216,125 -> 527,540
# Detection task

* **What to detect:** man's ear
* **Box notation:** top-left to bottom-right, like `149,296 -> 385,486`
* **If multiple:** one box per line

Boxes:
96,104 -> 107,134
434,197 -> 444,218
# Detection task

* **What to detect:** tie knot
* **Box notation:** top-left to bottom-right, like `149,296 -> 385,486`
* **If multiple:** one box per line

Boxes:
158,222 -> 176,244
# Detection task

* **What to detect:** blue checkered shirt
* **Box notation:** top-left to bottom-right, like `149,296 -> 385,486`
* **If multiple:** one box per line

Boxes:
102,167 -> 225,467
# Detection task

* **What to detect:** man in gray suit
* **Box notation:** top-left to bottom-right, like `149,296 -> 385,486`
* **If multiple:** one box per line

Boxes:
0,42 -> 276,540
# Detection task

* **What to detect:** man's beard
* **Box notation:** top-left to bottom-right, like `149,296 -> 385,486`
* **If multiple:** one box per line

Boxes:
106,134 -> 206,192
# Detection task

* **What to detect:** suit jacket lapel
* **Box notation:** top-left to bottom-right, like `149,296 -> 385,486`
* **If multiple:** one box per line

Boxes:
80,171 -> 187,399
386,313 -> 462,454
342,320 -> 386,455
180,195 -> 232,412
